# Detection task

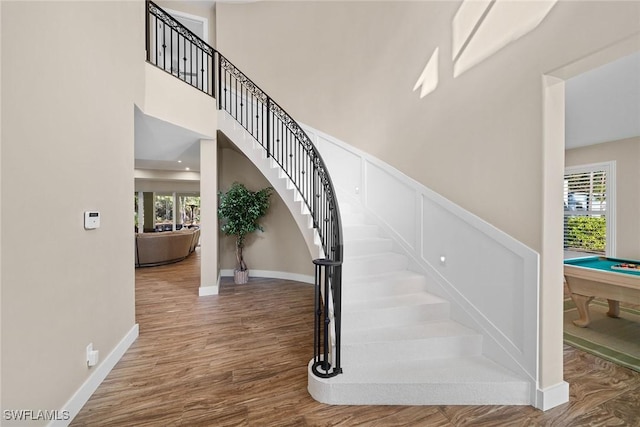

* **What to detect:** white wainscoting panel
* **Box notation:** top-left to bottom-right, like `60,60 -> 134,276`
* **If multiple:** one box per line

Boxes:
316,135 -> 362,195
365,161 -> 418,251
422,195 -> 525,351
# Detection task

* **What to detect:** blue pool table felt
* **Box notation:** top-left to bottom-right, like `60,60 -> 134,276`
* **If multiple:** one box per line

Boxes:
564,256 -> 640,276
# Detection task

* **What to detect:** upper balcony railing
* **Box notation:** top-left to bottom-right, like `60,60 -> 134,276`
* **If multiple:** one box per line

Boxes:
146,1 -> 343,378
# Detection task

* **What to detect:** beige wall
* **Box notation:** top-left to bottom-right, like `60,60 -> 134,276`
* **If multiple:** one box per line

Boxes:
134,167 -> 200,194
215,0 -> 640,253
218,142 -> 314,276
1,1 -> 143,418
566,136 -> 640,259
144,64 -> 218,137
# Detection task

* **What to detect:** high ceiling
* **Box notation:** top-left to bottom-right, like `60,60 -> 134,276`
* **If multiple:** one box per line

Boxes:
565,51 -> 640,150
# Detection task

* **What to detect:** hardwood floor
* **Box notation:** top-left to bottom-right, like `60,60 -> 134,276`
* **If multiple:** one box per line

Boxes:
72,249 -> 640,426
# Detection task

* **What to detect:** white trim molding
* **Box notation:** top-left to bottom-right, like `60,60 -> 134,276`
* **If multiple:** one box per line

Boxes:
536,381 -> 570,411
220,269 -> 314,285
199,271 -> 221,296
52,324 -> 139,427
199,284 -> 219,296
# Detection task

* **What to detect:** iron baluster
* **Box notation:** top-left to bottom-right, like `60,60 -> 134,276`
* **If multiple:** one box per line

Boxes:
266,98 -> 271,158
145,1 -> 151,62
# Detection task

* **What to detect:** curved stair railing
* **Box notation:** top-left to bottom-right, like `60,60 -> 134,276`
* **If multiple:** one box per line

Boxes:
146,1 -> 343,378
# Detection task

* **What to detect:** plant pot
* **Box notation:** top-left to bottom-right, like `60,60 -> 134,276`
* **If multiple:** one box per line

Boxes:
234,269 -> 249,284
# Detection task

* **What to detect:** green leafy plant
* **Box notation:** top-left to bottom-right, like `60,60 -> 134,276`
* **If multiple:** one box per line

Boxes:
218,182 -> 273,271
565,216 -> 606,253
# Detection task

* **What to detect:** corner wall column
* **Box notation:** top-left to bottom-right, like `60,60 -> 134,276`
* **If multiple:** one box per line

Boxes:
199,138 -> 218,296
537,74 -> 569,410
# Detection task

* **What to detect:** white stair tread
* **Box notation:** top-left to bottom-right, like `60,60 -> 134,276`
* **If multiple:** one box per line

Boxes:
343,238 -> 393,258
343,236 -> 392,245
343,224 -> 379,239
333,356 -> 525,385
342,253 -> 410,280
343,320 -> 478,343
343,251 -> 407,264
343,234 -> 390,241
346,269 -> 424,285
344,292 -> 447,311
341,213 -> 369,225
348,250 -> 397,258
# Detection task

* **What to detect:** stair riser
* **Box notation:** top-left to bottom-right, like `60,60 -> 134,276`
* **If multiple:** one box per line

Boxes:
344,239 -> 393,257
342,303 -> 450,330
337,202 -> 359,215
341,213 -> 368,226
342,256 -> 409,279
343,225 -> 379,240
308,381 -> 531,406
342,278 -> 429,302
341,335 -> 482,365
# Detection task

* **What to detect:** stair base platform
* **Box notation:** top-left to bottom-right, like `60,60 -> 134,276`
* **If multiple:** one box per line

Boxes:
308,357 -> 531,406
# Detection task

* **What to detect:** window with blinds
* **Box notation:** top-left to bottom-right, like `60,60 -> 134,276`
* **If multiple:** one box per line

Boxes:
564,163 -> 614,256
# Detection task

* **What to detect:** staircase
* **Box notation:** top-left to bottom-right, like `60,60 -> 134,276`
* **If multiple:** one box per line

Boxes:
218,111 -> 531,405
219,112 -> 530,404
147,1 -> 535,407
217,105 -> 533,403
308,198 -> 531,405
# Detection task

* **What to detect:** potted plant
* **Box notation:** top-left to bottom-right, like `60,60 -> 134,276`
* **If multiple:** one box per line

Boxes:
218,182 -> 273,284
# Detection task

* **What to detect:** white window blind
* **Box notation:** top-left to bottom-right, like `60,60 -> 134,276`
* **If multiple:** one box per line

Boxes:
564,162 -> 615,256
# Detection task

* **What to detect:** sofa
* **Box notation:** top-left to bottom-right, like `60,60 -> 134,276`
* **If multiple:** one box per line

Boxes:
135,228 -> 200,267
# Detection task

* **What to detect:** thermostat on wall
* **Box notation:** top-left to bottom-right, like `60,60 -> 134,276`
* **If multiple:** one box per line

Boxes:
84,211 -> 100,229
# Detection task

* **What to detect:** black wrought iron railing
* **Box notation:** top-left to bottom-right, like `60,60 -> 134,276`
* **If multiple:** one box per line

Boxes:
146,1 -> 343,378
146,2 -> 215,96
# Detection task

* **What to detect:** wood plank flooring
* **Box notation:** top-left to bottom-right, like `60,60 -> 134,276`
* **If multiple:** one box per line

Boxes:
72,249 -> 640,426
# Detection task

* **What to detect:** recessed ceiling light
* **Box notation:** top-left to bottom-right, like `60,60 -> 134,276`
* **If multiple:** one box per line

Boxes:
185,167 -> 190,171
178,160 -> 182,163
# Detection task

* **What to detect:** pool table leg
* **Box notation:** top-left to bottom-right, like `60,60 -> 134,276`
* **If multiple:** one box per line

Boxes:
606,299 -> 620,318
571,293 -> 594,328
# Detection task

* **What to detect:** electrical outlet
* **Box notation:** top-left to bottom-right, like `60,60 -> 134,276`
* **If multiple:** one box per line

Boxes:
86,343 -> 99,367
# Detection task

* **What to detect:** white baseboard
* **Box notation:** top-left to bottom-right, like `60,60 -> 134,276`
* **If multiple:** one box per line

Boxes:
199,285 -> 219,296
220,269 -> 314,284
199,271 -> 220,296
51,324 -> 139,427
535,381 -> 569,411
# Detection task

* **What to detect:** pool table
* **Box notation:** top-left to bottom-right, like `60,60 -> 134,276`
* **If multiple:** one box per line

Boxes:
564,256 -> 640,328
